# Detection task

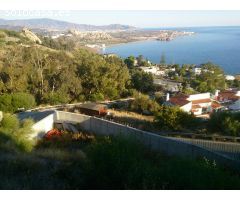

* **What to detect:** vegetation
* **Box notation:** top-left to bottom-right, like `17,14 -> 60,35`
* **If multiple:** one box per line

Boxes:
207,112 -> 240,136
0,128 -> 239,189
155,106 -> 200,131
0,31 -> 132,109
0,113 -> 34,152
131,69 -> 155,93
0,93 -> 36,113
130,92 -> 160,114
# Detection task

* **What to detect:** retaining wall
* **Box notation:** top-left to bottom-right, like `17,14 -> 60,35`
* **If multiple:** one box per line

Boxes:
55,111 -> 240,170
32,113 -> 55,139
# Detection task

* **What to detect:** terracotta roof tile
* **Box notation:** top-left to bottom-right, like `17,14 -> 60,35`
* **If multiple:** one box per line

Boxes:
211,101 -> 222,109
169,96 -> 190,107
218,91 -> 239,101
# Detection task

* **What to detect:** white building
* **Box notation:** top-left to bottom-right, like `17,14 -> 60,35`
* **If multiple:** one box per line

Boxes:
166,92 -> 222,117
140,66 -> 163,76
193,67 -> 202,75
225,75 -> 235,81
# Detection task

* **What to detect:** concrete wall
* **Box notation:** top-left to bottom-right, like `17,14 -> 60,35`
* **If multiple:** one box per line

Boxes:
56,111 -> 91,131
55,111 -> 240,170
31,113 -> 55,139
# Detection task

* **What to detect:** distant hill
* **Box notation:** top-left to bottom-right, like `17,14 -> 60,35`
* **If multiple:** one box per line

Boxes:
0,18 -> 137,32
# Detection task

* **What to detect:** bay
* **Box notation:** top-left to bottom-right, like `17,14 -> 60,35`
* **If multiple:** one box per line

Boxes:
103,26 -> 240,75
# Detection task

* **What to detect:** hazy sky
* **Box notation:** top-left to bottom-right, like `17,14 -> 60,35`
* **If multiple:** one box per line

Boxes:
1,10 -> 240,28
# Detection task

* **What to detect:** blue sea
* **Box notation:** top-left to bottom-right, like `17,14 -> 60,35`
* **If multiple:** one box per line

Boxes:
102,26 -> 240,75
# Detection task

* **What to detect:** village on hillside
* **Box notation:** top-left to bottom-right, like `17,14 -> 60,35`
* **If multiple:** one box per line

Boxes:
120,54 -> 240,117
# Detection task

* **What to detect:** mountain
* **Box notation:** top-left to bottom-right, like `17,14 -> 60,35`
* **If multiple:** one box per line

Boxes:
0,18 -> 137,32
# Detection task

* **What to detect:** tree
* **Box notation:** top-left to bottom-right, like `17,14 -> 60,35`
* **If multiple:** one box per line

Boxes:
131,70 -> 154,93
0,46 -> 28,93
190,62 -> 226,93
124,56 -> 135,69
74,49 -> 130,100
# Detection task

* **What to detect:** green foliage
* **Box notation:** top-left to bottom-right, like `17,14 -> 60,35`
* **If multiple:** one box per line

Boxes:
155,106 -> 199,131
3,30 -> 21,38
130,92 -> 160,114
0,43 -> 130,104
191,62 -> 226,93
40,36 -> 76,51
43,92 -> 69,105
74,49 -> 130,100
89,92 -> 105,102
124,56 -> 135,69
131,69 -> 154,93
0,113 -> 34,152
207,112 -> 240,136
0,93 -> 36,113
1,113 -> 20,130
0,132 -> 239,189
83,135 -> 240,189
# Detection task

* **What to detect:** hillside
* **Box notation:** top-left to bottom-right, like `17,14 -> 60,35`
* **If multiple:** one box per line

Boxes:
0,18 -> 137,32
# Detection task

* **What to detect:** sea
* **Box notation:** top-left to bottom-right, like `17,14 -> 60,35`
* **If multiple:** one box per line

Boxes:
102,26 -> 240,75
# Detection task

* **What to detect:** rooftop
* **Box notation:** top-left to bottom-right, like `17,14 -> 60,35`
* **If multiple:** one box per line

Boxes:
169,95 -> 190,107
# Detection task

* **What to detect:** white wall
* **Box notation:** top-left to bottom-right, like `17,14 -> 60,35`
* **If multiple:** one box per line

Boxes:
180,102 -> 192,113
31,113 -> 55,139
192,108 -> 202,115
187,93 -> 210,101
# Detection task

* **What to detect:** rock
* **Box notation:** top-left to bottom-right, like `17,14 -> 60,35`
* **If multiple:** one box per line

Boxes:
21,28 -> 42,44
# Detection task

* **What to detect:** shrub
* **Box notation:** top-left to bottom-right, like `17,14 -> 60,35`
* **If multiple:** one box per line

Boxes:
208,112 -> 240,136
43,92 -> 69,105
1,113 -> 20,130
155,106 -> 199,131
12,93 -> 36,111
130,92 -> 160,114
83,135 -> 240,189
0,93 -> 36,113
89,92 -> 105,102
0,114 -> 34,152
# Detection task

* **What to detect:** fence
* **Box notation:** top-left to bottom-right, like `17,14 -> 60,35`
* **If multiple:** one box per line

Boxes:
55,111 -> 240,171
168,137 -> 240,160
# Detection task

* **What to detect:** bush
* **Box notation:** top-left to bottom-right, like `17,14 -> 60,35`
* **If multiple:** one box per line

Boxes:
43,92 -> 69,105
130,92 -> 160,114
208,112 -> 240,136
155,106 -> 199,131
89,92 -> 105,102
0,113 -> 34,152
0,93 -> 36,113
1,113 -> 20,130
83,135 -> 240,189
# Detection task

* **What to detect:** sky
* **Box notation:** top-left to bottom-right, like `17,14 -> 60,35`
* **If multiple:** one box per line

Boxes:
1,10 -> 240,28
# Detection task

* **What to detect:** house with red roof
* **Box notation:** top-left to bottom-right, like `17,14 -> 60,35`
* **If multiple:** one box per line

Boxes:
166,92 -> 222,117
215,90 -> 240,111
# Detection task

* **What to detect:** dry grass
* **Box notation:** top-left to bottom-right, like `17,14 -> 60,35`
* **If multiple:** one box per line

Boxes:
109,109 -> 154,122
107,109 -> 155,131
